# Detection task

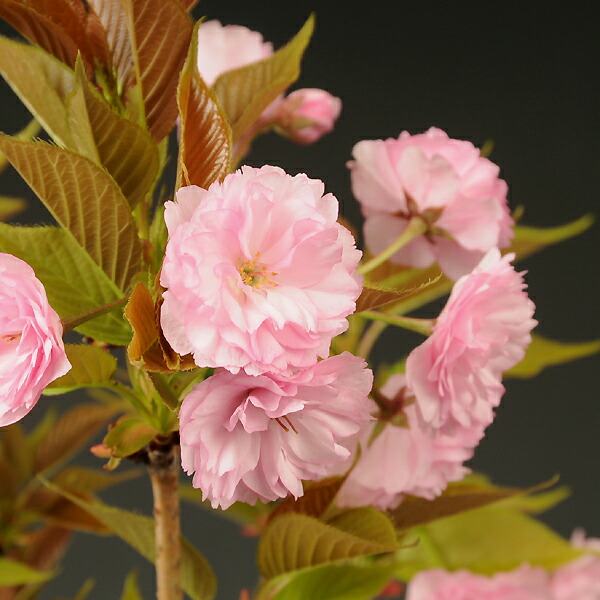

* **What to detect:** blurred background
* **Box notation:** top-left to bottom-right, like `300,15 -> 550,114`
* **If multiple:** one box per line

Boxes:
1,2 -> 598,599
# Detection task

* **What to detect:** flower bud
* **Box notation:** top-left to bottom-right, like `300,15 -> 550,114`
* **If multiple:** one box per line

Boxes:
276,88 -> 342,144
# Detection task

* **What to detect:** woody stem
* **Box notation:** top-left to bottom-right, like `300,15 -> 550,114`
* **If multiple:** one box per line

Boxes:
148,436 -> 182,600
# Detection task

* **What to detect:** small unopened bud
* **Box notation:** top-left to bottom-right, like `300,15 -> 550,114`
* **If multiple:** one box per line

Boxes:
276,88 -> 342,144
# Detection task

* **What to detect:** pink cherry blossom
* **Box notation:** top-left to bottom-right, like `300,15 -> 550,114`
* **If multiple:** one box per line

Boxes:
178,352 -> 373,509
348,127 -> 514,279
336,374 -> 484,510
550,554 -> 600,600
550,531 -> 600,600
406,566 -> 554,600
0,253 -> 71,426
274,88 -> 342,144
196,20 -> 273,87
160,166 -> 362,375
406,249 -> 536,434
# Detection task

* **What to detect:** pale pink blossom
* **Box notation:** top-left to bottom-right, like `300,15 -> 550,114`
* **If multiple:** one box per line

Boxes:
0,253 -> 71,426
179,352 -> 373,509
550,554 -> 600,600
549,531 -> 600,600
160,166 -> 362,375
406,249 -> 536,433
274,88 -> 342,144
348,127 -> 514,279
337,374 -> 484,510
196,20 -> 273,87
406,566 -> 554,600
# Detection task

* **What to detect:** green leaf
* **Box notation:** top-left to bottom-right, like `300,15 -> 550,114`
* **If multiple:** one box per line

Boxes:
0,36 -> 75,147
395,504 -> 582,580
44,482 -> 217,600
260,563 -> 398,600
510,215 -> 595,261
23,487 -> 113,535
67,59 -> 159,208
34,403 -> 120,475
52,466 -> 140,496
0,196 -> 26,221
45,345 -> 117,394
258,511 -> 398,579
102,416 -> 159,458
0,558 -> 52,586
120,571 -> 143,600
506,334 -> 600,378
389,476 -> 562,531
0,224 -> 132,345
0,136 -> 143,291
177,20 -> 232,190
329,508 -> 398,546
122,0 -> 193,141
214,15 -> 314,144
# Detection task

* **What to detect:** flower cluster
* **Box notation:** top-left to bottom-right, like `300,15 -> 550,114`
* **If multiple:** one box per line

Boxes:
338,249 -> 535,509
162,166 -> 372,508
0,4 -> 595,599
197,20 -> 341,148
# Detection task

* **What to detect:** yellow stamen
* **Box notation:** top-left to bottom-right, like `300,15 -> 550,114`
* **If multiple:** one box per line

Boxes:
237,253 -> 277,288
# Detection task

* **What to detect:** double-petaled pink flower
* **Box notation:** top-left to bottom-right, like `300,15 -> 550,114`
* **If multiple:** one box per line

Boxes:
160,165 -> 362,375
348,127 -> 514,279
337,374 -> 484,510
406,566 -> 554,600
178,352 -> 373,509
0,253 -> 71,426
406,249 -> 536,434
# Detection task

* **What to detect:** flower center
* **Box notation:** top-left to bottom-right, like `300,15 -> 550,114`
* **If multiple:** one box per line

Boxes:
237,253 -> 277,288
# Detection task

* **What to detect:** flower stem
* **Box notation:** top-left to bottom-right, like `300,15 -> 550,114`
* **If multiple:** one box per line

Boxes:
357,216 -> 428,276
359,311 -> 435,336
356,319 -> 387,360
148,436 -> 182,600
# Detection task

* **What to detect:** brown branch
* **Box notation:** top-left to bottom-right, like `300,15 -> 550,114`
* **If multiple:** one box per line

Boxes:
147,435 -> 182,600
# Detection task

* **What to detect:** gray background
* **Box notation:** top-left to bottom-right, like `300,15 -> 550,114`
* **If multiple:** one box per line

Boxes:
1,2 -> 598,599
